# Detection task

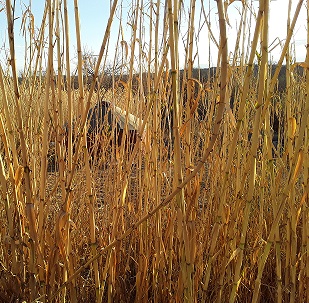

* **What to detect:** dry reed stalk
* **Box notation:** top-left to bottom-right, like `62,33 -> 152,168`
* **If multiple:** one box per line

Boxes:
5,0 -> 46,300
305,122 -> 309,303
51,2 -> 70,303
179,0 -> 200,301
0,68 -> 19,171
54,0 -> 66,202
256,3 -> 305,298
63,0 -> 73,171
297,17 -> 309,288
0,113 -> 21,281
261,0 -> 304,121
147,1 -> 166,301
213,7 -> 247,300
38,1 -> 55,300
250,1 -> 305,301
286,0 -> 293,163
230,1 -> 269,302
73,1 -> 99,302
167,0 -> 187,301
201,0 -> 247,297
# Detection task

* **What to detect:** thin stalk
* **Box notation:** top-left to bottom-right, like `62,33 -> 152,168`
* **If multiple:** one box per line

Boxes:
230,0 -> 269,302
182,0 -> 197,301
55,0 -> 66,197
0,114 -> 21,278
6,0 -> 45,299
261,0 -> 304,121
150,1 -> 164,301
63,0 -> 73,171
38,0 -> 52,248
286,0 -> 293,162
73,0 -> 99,301
167,0 -> 190,301
203,0 -> 251,294
0,68 -> 19,170
252,3 -> 309,300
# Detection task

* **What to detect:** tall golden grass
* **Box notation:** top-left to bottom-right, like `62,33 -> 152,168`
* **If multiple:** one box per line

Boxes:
0,0 -> 308,302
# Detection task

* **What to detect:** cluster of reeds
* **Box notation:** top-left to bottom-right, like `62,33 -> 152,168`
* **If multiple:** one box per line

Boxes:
0,0 -> 308,302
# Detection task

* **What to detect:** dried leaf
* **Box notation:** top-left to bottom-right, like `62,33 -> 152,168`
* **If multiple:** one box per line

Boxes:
292,150 -> 303,183
14,166 -> 24,188
288,117 -> 297,139
226,248 -> 241,268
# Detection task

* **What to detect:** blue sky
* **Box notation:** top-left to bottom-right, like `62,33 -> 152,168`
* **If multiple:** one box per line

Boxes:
0,0 -> 307,72
0,0 -> 111,71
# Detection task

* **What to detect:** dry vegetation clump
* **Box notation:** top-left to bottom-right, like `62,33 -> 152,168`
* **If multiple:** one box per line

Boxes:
0,0 -> 308,302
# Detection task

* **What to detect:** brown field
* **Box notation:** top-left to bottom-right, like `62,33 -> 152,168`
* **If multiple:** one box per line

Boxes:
0,0 -> 308,302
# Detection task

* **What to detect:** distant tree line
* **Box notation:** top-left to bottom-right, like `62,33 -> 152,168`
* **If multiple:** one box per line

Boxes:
17,64 -> 304,96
